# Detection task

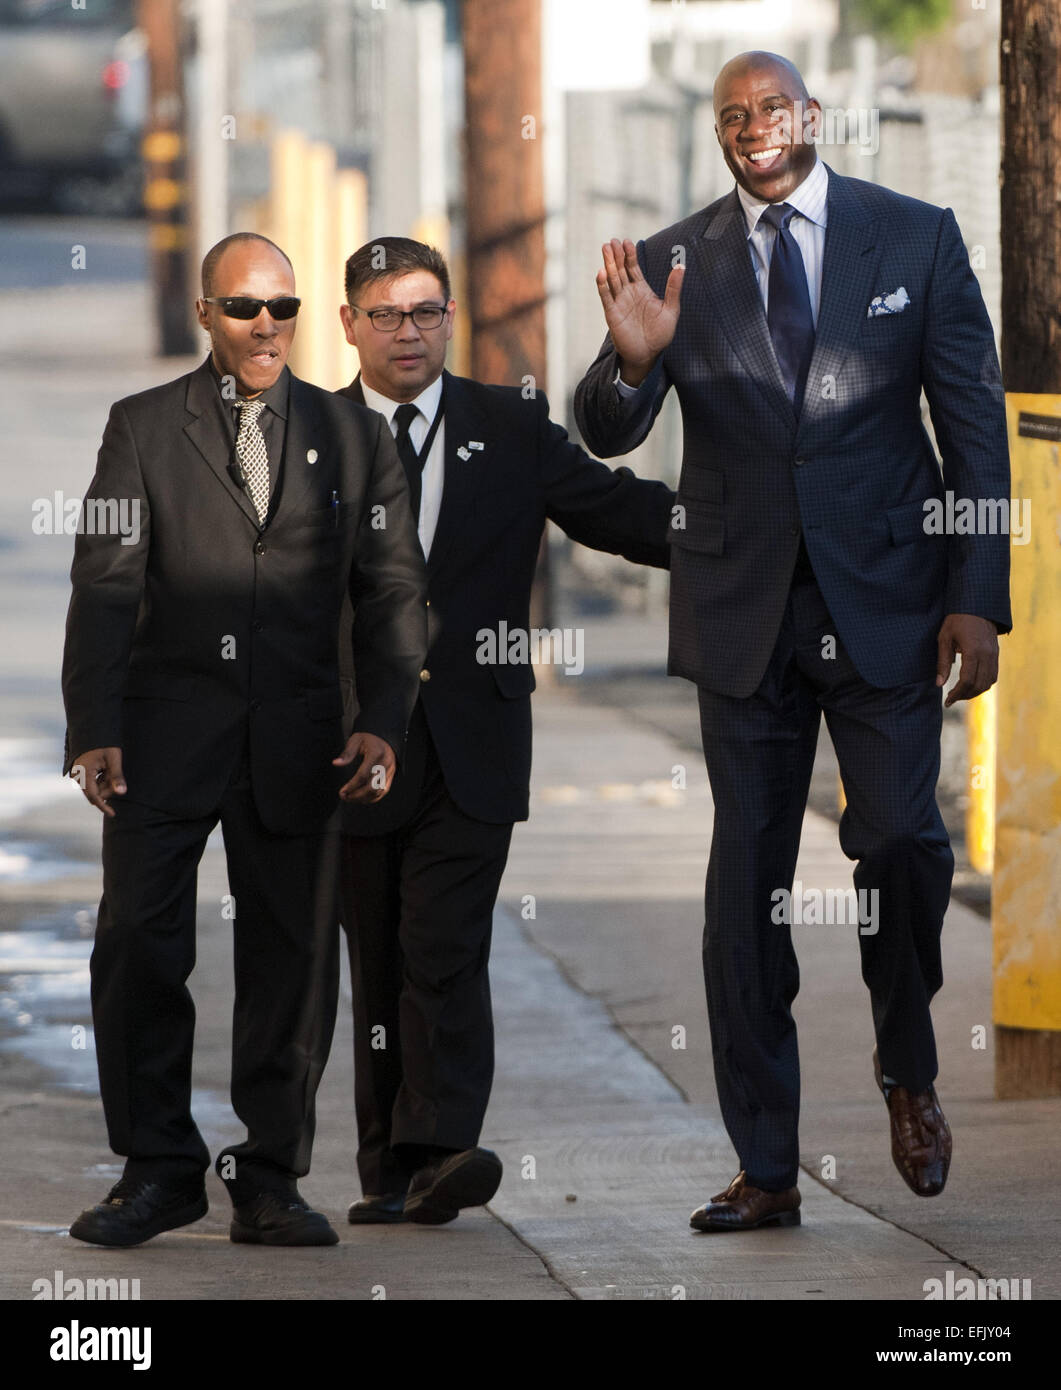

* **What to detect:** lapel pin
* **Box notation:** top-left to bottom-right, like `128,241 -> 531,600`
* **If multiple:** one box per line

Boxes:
457,446 -> 471,461
468,441 -> 484,450
306,449 -> 318,464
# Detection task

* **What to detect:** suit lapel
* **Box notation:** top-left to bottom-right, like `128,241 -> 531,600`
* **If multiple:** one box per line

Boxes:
272,375 -> 329,524
425,372 -> 489,577
341,372 -> 488,577
183,359 -> 260,528
797,167 -> 883,438
691,193 -> 795,430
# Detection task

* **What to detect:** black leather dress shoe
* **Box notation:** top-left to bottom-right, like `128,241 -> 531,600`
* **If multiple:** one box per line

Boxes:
230,1190 -> 339,1246
69,1177 -> 208,1247
347,1193 -> 408,1225
403,1148 -> 503,1226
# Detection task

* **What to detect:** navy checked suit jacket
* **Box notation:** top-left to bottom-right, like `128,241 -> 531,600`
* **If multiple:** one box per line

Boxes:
574,167 -> 1012,697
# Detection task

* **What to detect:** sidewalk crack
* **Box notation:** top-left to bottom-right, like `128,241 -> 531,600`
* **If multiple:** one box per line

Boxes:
799,1165 -> 987,1279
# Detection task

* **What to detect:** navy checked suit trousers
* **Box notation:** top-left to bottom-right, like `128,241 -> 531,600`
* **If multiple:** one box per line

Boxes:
697,563 -> 953,1191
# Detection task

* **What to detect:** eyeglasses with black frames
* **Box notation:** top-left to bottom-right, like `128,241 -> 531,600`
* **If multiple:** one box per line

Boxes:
350,304 -> 448,332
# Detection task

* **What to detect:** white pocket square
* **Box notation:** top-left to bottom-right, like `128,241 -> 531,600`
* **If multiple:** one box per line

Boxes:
867,287 -> 910,317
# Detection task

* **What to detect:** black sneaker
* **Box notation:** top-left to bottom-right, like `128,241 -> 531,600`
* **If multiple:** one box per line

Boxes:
230,1190 -> 339,1246
69,1177 -> 208,1248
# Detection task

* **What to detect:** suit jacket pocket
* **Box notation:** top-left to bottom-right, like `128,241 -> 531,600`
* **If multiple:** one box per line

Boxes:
303,685 -> 345,720
492,663 -> 537,699
123,670 -> 196,701
669,509 -> 724,556
887,498 -> 934,546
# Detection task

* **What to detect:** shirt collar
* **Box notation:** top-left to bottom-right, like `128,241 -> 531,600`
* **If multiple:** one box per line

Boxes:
360,372 -> 444,427
207,354 -> 290,420
735,155 -> 829,237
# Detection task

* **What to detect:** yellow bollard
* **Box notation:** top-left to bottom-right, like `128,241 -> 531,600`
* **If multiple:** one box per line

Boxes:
993,393 -> 1061,1097
335,168 -> 368,388
267,129 -> 309,293
966,687 -> 996,875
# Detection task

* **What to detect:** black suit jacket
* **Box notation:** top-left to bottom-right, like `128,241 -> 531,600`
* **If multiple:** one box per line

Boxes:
574,169 -> 1011,697
338,370 -> 674,832
62,357 -> 426,835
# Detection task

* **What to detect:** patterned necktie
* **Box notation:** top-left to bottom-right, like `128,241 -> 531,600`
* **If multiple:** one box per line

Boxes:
761,202 -> 815,411
235,397 -> 270,525
392,402 -> 423,519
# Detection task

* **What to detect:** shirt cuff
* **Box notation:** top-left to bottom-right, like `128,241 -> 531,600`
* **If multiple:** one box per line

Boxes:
613,368 -> 645,399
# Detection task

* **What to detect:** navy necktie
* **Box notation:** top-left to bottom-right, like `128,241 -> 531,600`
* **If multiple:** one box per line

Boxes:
761,202 -> 815,412
392,402 -> 423,518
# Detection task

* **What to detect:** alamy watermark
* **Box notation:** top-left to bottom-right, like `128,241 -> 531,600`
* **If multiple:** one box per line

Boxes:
476,621 -> 585,677
923,493 -> 1030,544
32,491 -> 141,546
771,881 -> 879,935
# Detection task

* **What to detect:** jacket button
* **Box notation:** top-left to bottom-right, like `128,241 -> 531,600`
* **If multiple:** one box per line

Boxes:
253,540 -> 265,555
250,699 -> 261,712
794,457 -> 806,467
253,621 -> 263,632
419,669 -> 431,682
790,525 -> 799,535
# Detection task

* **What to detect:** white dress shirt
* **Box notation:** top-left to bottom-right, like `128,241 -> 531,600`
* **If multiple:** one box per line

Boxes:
616,156 -> 829,398
361,374 -> 445,558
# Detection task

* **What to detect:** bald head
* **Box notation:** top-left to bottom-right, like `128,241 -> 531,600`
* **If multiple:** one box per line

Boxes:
201,233 -> 293,298
712,51 -> 819,203
713,51 -> 809,120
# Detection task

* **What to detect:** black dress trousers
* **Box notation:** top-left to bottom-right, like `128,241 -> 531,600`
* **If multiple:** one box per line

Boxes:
91,733 -> 340,1198
340,712 -> 513,1196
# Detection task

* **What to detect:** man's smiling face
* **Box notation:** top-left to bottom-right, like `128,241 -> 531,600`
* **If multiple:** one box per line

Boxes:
714,55 -> 820,203
196,241 -> 296,397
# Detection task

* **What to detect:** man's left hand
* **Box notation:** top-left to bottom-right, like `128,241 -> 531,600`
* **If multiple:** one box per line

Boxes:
334,732 -> 396,803
936,613 -> 999,707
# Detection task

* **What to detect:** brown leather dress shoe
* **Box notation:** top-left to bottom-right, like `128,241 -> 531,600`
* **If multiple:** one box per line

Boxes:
873,1047 -> 952,1196
690,1171 -> 801,1232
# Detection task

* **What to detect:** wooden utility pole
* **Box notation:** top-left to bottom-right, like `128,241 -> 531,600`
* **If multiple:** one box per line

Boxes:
993,0 -> 1061,1097
1000,1 -> 1061,393
138,0 -> 195,355
462,0 -> 547,387
462,0 -> 550,628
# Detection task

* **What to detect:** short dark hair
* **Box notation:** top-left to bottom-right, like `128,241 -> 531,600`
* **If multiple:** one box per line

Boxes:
344,237 -> 451,304
201,233 -> 294,296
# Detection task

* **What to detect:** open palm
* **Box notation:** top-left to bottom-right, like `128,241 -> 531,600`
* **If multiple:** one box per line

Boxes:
596,238 -> 684,383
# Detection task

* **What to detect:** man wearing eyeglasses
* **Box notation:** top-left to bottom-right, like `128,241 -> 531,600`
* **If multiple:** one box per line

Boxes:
61,232 -> 426,1248
334,237 -> 674,1225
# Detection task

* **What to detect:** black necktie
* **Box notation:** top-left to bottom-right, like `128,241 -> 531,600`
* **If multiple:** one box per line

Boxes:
761,202 -> 815,412
392,403 -> 423,519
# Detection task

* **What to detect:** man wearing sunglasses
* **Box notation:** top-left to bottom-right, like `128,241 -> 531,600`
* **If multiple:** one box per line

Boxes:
335,237 -> 674,1225
62,232 -> 425,1248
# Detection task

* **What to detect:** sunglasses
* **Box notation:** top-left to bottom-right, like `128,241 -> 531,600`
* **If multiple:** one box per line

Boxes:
201,296 -> 301,320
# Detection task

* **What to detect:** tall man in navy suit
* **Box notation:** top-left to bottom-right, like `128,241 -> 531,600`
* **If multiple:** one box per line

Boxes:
575,52 -> 1011,1230
336,237 -> 674,1225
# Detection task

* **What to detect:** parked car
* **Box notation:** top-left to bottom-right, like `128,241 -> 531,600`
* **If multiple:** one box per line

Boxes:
0,0 -> 146,214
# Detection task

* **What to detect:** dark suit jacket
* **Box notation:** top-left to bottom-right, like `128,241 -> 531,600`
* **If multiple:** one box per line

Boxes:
62,357 -> 426,835
338,369 -> 674,832
574,167 -> 1012,698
